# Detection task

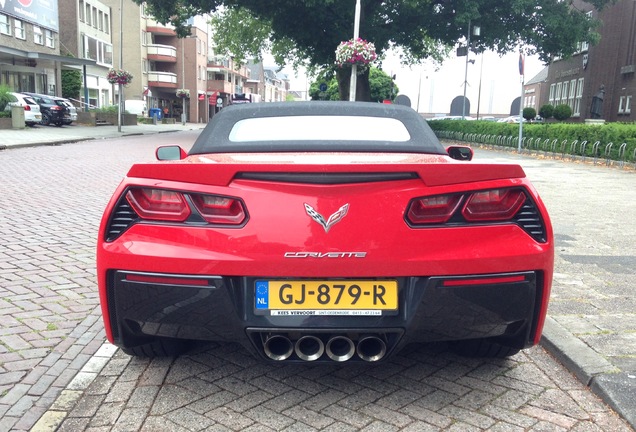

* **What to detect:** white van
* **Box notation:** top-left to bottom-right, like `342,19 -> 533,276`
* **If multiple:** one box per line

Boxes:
125,100 -> 147,116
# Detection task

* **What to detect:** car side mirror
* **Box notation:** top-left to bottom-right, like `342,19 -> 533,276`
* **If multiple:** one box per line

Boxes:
156,145 -> 187,161
446,145 -> 473,161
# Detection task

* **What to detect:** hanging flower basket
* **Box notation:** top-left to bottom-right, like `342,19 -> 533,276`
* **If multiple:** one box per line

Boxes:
335,38 -> 377,71
106,68 -> 133,86
176,89 -> 190,99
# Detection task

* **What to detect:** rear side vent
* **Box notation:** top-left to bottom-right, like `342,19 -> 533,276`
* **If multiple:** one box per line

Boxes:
514,200 -> 547,243
105,197 -> 139,242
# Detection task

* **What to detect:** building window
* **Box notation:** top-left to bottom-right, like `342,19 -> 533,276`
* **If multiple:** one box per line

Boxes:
568,79 -> 576,109
79,1 -> 85,21
104,14 -> 109,34
574,78 -> 584,116
555,82 -> 562,104
14,19 -> 25,39
34,26 -> 43,44
618,95 -> 631,114
549,84 -> 556,105
99,11 -> 103,31
92,7 -> 98,28
45,29 -> 54,48
561,82 -> 568,105
86,3 -> 91,26
0,14 -> 9,35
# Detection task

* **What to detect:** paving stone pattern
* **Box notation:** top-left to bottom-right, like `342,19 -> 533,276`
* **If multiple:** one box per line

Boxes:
41,342 -> 633,431
1,135 -> 634,431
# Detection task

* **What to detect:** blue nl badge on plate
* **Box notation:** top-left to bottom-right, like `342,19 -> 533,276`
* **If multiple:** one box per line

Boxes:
255,280 -> 269,309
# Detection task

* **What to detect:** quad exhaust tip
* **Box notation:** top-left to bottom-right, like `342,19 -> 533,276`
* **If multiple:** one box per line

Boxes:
295,335 -> 325,361
357,336 -> 387,362
262,333 -> 388,362
264,335 -> 294,361
326,336 -> 356,362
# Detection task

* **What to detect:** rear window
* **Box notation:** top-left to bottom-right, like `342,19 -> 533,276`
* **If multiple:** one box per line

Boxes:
23,97 -> 37,105
228,116 -> 411,142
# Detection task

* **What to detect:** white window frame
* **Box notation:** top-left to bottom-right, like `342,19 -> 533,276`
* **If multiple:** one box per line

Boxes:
45,29 -> 54,48
33,25 -> 43,44
574,78 -> 584,116
568,79 -> 576,109
104,14 -> 110,34
626,96 -> 632,114
555,82 -> 562,104
618,96 -> 626,114
14,19 -> 25,39
85,3 -> 91,26
79,1 -> 85,22
549,83 -> 556,105
1,14 -> 11,35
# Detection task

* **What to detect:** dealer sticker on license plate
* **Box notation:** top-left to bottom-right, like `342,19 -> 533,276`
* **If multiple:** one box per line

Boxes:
254,280 -> 398,316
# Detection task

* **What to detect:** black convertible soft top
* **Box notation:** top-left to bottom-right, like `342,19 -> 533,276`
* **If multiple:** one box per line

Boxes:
189,101 -> 446,155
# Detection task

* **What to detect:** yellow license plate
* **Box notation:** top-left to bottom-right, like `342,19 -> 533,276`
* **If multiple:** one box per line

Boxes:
255,280 -> 398,315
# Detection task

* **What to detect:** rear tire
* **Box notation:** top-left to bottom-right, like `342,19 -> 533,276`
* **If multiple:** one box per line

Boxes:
55,121 -> 63,127
450,338 -> 521,358
120,337 -> 192,358
41,114 -> 50,126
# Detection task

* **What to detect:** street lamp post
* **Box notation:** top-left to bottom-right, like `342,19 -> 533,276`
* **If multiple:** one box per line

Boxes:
461,21 -> 480,120
349,0 -> 361,101
181,37 -> 186,125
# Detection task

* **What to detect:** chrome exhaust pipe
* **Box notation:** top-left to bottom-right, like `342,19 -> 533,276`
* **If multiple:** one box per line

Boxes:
263,335 -> 293,361
357,336 -> 386,362
326,336 -> 355,362
295,336 -> 325,361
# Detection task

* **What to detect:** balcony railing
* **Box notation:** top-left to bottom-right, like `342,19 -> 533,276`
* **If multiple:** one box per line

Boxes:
147,44 -> 177,62
148,71 -> 178,88
146,18 -> 177,36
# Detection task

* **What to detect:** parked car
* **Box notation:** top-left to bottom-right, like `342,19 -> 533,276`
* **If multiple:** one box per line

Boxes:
497,115 -> 522,123
22,92 -> 69,127
97,101 -> 554,363
5,92 -> 42,126
125,99 -> 147,116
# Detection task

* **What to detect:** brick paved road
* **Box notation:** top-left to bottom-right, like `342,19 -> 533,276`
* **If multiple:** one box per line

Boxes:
1,135 -> 633,431
0,133 -> 200,431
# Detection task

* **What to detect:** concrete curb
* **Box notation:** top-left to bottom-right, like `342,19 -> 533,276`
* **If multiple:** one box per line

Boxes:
541,316 -> 635,429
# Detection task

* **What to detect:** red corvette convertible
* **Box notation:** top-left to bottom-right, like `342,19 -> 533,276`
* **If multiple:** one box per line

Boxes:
97,102 -> 553,363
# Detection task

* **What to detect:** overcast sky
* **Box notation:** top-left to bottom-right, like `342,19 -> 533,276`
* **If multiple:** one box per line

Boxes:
283,49 -> 546,116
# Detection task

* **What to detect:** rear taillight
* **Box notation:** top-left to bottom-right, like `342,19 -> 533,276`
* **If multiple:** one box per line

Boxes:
124,187 -> 246,225
462,189 -> 526,221
126,188 -> 191,222
50,105 -> 63,111
191,194 -> 246,224
407,188 -> 527,225
407,194 -> 462,224
24,105 -> 31,111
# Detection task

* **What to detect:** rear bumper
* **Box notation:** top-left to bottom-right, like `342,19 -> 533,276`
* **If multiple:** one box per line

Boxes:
105,270 -> 545,362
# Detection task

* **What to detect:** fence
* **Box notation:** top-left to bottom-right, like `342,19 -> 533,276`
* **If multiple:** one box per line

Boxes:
434,130 -> 635,170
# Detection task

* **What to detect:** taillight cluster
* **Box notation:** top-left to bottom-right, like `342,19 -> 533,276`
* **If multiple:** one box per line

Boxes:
407,188 -> 527,225
125,187 -> 247,225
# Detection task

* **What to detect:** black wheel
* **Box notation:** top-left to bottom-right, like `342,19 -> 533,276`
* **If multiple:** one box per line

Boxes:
450,338 -> 521,358
41,114 -> 50,126
55,121 -> 63,127
120,337 -> 193,358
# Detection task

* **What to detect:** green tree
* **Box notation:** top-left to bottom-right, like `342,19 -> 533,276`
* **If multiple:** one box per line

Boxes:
139,0 -> 616,100
61,69 -> 82,100
553,104 -> 573,121
0,84 -> 13,111
309,67 -> 397,102
523,107 -> 537,121
539,104 -> 554,120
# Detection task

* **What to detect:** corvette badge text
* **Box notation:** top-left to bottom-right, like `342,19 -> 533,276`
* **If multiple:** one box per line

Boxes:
284,252 -> 367,258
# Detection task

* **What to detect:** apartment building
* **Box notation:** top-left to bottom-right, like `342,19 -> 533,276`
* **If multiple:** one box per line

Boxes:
0,1 -> 93,96
59,0 -> 114,108
543,0 -> 636,122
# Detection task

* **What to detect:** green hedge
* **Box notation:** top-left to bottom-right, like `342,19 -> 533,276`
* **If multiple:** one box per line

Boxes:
427,119 -> 636,162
